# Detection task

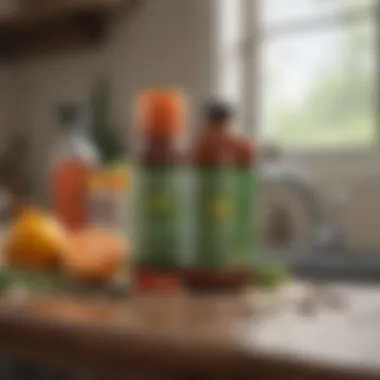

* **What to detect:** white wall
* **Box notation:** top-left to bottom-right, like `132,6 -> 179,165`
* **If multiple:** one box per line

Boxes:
0,65 -> 12,152
7,0 -> 215,205
11,48 -> 102,203
109,0 -> 214,135
287,150 -> 380,251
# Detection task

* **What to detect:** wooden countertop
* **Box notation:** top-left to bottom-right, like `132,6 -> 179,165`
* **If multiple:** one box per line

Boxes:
0,282 -> 379,379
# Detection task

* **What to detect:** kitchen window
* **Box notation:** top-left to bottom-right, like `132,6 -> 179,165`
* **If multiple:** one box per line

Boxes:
216,0 -> 378,150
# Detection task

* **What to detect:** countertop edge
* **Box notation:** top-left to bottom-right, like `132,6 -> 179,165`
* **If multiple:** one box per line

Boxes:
0,308 -> 378,380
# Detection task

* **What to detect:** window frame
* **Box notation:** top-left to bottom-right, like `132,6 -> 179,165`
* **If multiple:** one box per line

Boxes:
212,0 -> 380,278
237,0 -> 380,153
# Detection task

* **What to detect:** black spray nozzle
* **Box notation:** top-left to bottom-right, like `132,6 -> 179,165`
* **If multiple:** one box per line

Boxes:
203,100 -> 234,124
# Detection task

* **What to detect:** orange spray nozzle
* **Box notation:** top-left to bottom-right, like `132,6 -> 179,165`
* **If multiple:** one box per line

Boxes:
137,89 -> 186,137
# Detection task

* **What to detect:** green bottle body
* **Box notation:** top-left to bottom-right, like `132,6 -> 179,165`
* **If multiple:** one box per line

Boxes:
188,130 -> 253,291
193,166 -> 235,269
233,165 -> 257,266
135,165 -> 184,270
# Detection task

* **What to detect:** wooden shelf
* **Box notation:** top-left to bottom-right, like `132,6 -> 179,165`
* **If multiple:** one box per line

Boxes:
0,0 -> 140,59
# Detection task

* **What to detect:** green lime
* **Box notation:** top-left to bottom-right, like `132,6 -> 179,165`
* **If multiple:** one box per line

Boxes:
257,264 -> 289,288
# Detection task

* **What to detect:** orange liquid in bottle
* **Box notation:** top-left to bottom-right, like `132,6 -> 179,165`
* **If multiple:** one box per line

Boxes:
52,159 -> 90,231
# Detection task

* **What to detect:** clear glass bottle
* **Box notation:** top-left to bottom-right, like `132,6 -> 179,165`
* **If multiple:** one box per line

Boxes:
51,104 -> 98,231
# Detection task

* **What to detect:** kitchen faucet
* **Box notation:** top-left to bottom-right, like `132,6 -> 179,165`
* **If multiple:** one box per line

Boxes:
261,146 -> 347,253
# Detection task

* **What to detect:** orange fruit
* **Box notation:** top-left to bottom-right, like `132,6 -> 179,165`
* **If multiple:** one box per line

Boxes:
64,228 -> 127,285
4,207 -> 70,273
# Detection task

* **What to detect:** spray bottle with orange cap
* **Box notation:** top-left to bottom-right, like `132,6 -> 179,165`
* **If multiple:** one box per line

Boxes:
133,89 -> 187,293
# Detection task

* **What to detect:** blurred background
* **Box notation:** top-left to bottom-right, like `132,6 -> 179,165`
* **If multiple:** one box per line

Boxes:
0,2 -> 379,379
0,0 -> 378,270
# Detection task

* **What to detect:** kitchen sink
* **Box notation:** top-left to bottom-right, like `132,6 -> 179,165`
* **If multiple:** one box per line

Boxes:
263,250 -> 380,283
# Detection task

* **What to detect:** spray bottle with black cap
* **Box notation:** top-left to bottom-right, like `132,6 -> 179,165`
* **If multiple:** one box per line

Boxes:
188,101 -> 254,292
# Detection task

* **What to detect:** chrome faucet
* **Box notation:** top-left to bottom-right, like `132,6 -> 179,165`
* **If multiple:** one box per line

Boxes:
261,146 -> 347,253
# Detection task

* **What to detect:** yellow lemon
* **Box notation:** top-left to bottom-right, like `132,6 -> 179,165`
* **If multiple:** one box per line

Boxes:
4,207 -> 70,273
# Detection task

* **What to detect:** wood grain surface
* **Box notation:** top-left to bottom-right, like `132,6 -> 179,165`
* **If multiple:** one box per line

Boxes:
0,283 -> 379,379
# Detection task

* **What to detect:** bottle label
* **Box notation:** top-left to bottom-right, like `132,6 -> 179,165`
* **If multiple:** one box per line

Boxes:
135,166 -> 183,269
234,167 -> 257,265
193,168 -> 234,269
